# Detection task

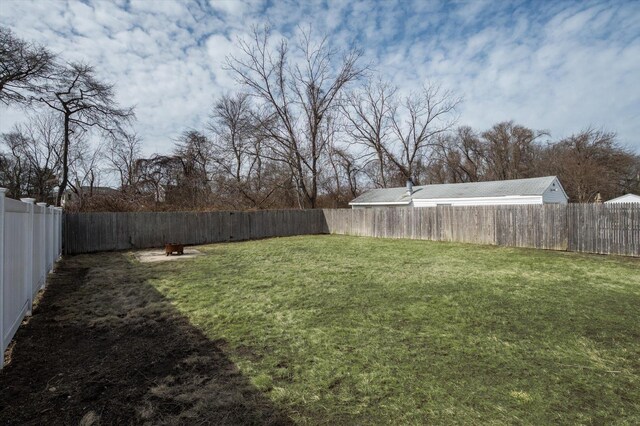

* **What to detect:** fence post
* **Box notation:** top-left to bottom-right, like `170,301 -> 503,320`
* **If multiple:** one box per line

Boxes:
0,189 -> 6,359
36,203 -> 47,287
48,206 -> 54,270
46,206 -> 50,271
62,210 -> 66,255
20,198 -> 35,315
54,208 -> 61,258
52,209 -> 56,258
60,209 -> 63,256
58,208 -> 63,257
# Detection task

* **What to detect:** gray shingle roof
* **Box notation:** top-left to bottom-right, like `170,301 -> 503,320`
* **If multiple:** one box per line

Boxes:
350,176 -> 558,205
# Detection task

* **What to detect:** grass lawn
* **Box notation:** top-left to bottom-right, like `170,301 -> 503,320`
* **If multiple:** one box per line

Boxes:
141,235 -> 640,424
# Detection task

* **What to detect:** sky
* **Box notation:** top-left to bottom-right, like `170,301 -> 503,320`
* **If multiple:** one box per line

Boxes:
0,0 -> 639,155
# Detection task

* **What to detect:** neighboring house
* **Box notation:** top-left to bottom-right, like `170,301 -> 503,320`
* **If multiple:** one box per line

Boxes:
61,186 -> 120,207
349,176 -> 568,209
605,194 -> 640,204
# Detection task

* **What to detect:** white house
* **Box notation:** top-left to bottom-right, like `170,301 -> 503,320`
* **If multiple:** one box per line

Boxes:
605,194 -> 640,204
349,176 -> 568,209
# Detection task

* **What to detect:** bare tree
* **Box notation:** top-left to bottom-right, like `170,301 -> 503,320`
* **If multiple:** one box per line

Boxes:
173,130 -> 213,207
481,121 -> 545,181
342,80 -> 459,187
0,131 -> 30,198
342,79 -> 396,187
226,26 -> 365,208
0,26 -> 56,106
106,131 -> 142,190
66,133 -> 106,209
325,143 -> 363,206
0,113 -> 63,201
13,113 -> 63,201
209,93 -> 273,208
134,154 -> 181,206
430,126 -> 485,183
38,62 -> 134,205
542,129 -> 639,202
386,84 -> 460,185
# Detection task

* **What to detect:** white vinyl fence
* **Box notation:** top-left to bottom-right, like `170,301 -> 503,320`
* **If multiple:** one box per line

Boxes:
0,189 -> 62,363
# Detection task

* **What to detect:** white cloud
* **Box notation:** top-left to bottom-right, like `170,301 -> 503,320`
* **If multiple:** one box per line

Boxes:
0,0 -> 638,157
209,0 -> 248,16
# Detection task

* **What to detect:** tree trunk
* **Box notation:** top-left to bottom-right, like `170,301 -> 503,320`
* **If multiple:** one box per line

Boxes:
55,114 -> 70,206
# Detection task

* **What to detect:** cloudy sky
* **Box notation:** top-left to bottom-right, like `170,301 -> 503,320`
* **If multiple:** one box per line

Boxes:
1,0 -> 639,155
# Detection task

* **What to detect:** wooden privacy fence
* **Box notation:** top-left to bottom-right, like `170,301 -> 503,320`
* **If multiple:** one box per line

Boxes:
64,209 -> 327,254
0,190 -> 63,361
63,204 -> 638,257
323,204 -> 640,257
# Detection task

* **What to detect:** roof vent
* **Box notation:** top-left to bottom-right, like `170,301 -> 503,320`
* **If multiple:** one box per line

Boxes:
406,179 -> 414,196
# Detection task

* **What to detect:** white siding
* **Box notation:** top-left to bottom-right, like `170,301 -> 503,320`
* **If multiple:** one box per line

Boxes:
412,195 -> 543,207
542,178 -> 568,204
352,202 -> 412,209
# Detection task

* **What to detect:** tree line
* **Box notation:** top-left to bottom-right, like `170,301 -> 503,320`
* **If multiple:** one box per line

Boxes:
1,26 -> 638,210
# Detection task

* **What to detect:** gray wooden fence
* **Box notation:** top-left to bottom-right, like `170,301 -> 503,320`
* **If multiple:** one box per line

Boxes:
323,204 -> 639,257
64,209 -> 327,254
64,204 -> 639,257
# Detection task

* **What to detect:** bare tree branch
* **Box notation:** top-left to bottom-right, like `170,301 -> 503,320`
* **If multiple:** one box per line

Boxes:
0,26 -> 56,106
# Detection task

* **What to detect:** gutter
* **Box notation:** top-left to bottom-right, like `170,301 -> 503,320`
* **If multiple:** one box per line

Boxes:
348,201 -> 412,206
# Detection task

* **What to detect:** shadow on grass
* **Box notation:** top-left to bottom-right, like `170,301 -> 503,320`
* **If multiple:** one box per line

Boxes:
0,253 -> 292,425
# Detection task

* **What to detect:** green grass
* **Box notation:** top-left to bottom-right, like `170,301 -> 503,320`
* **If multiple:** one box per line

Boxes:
141,235 -> 640,424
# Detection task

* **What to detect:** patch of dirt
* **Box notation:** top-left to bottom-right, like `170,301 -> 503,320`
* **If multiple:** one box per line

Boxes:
135,248 -> 204,263
0,253 -> 292,425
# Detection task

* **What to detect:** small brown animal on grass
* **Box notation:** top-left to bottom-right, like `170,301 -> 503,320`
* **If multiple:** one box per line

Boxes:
164,243 -> 184,256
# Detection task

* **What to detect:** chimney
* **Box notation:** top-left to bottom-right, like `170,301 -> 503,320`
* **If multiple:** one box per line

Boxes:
406,179 -> 414,196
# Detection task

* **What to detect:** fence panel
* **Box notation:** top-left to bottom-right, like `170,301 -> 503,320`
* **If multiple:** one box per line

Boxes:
1,190 -> 62,363
2,198 -> 30,355
568,203 -> 639,256
325,204 -> 637,257
63,209 -> 328,254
